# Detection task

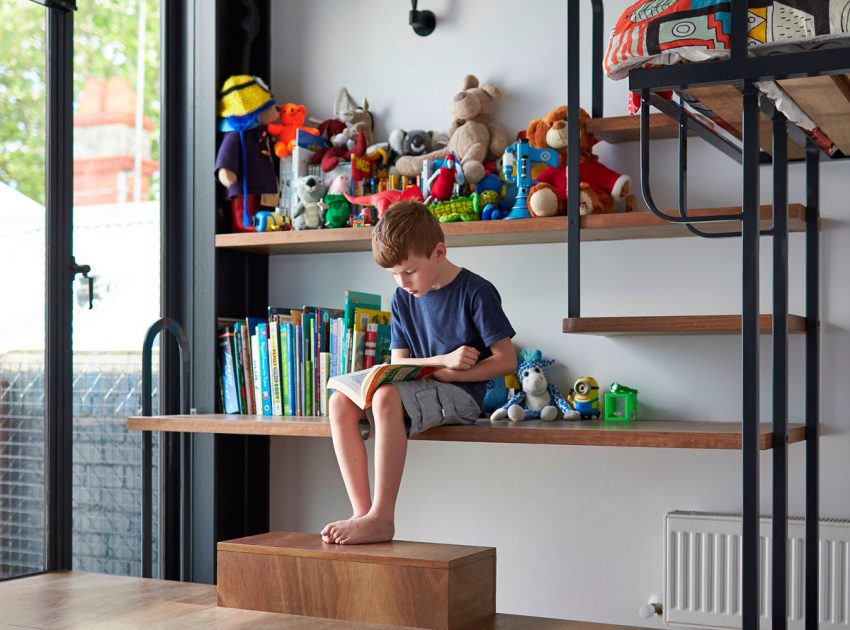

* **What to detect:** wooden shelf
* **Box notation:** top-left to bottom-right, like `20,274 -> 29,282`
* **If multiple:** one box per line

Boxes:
128,415 -> 805,450
563,314 -> 806,336
587,112 -> 678,143
215,204 -> 807,255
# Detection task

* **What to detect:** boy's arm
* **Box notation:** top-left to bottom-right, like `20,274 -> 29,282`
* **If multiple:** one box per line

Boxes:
391,346 -> 480,369
433,337 -> 516,383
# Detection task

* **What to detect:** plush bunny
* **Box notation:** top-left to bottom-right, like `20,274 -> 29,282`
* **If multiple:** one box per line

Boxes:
490,349 -> 579,422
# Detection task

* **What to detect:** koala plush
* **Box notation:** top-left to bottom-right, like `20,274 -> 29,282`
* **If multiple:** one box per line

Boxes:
388,128 -> 448,161
291,175 -> 328,230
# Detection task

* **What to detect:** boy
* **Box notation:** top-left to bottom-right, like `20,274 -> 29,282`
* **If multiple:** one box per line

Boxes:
322,201 -> 516,545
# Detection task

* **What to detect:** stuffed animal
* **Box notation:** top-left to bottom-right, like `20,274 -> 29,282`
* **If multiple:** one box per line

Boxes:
266,102 -> 320,158
395,74 -> 509,184
310,118 -> 351,172
526,106 -> 630,216
214,75 -> 280,232
291,175 -> 328,230
319,174 -> 351,229
388,128 -> 449,168
566,376 -> 601,419
490,349 -> 579,422
332,87 -> 375,150
425,151 -> 464,203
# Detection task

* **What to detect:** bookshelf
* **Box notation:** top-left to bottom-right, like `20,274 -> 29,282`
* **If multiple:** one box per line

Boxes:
129,415 -> 806,450
215,204 -> 807,256
563,314 -> 807,336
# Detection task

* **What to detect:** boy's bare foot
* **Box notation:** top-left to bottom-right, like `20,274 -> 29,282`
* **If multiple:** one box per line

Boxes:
320,514 -> 394,545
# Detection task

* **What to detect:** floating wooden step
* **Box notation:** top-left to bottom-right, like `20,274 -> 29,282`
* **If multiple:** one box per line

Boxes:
586,112 -> 678,143
778,74 -> 850,155
217,532 -> 495,629
215,205 -> 807,255
563,314 -> 806,336
128,415 -> 805,450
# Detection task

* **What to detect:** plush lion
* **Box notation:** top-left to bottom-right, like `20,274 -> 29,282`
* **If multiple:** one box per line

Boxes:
526,106 -> 631,216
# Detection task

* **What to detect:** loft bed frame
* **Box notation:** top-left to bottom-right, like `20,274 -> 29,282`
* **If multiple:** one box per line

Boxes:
566,2 -> 849,628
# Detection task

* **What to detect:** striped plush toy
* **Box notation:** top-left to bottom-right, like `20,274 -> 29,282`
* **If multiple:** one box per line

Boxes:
490,349 -> 579,422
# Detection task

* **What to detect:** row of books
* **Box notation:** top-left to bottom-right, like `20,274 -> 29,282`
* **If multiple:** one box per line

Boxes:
216,290 -> 391,417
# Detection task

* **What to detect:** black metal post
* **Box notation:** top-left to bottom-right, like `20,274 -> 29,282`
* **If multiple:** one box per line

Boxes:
566,0 -> 580,317
740,82 -> 761,630
804,140 -> 820,630
44,4 -> 74,573
770,104 -> 789,630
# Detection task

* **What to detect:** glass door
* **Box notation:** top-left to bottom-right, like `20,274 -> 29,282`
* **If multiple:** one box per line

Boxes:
71,0 -> 161,576
0,0 -> 48,580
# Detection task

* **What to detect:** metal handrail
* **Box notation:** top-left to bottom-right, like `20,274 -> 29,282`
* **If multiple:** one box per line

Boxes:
141,317 -> 191,580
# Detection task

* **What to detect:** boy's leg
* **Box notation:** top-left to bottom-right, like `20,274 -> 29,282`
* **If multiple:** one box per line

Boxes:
321,392 -> 370,543
324,384 -> 406,545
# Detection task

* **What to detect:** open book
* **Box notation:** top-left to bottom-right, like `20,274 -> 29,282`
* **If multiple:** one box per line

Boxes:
327,363 -> 443,410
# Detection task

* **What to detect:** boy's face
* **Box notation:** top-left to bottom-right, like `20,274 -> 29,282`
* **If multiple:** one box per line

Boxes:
386,244 -> 445,297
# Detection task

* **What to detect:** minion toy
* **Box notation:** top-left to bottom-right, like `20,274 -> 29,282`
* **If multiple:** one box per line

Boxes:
567,376 -> 601,419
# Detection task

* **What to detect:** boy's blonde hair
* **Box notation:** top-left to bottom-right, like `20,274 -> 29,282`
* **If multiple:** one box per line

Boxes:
371,201 -> 444,268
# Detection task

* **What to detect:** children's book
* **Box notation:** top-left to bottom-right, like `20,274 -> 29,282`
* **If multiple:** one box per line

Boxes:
363,322 -> 378,370
327,363 -> 442,410
217,327 -> 240,414
343,290 -> 381,332
268,319 -> 283,416
257,323 -> 273,416
353,307 -> 390,332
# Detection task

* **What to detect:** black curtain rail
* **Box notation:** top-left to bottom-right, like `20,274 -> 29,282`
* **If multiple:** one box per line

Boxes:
629,45 -> 850,92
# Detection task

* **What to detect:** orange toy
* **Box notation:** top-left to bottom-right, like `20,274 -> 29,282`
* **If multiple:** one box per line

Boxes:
267,103 -> 320,158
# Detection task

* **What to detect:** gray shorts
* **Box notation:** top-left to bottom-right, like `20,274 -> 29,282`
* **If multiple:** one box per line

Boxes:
362,380 -> 481,439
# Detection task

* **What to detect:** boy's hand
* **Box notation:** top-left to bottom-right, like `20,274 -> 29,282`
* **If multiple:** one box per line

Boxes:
442,345 -> 479,370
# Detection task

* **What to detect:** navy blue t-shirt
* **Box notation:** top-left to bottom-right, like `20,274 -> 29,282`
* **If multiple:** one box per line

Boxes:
390,268 -> 515,407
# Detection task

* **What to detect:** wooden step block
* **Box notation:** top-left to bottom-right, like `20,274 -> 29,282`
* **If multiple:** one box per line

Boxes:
217,531 -> 496,629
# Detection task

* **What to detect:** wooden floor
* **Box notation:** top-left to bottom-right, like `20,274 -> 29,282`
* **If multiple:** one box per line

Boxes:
0,572 -> 644,629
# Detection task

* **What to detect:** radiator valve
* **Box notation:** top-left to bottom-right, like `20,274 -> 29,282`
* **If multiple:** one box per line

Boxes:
638,594 -> 663,618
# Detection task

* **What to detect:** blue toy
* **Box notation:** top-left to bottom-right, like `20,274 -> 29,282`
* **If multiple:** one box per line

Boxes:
490,349 -> 579,422
502,138 -> 559,220
254,210 -> 286,232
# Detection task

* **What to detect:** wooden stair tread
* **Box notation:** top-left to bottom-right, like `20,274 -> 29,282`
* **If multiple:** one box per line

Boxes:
128,415 -> 805,450
214,204 -> 807,255
218,531 -> 494,569
563,314 -> 806,336
586,112 -> 677,143
778,74 -> 850,155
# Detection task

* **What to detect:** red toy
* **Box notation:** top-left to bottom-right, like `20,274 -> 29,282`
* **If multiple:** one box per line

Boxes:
345,186 -> 424,219
425,151 -> 463,203
266,102 -> 320,158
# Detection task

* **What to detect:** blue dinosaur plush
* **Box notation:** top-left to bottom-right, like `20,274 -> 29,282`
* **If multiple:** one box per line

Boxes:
490,349 -> 579,422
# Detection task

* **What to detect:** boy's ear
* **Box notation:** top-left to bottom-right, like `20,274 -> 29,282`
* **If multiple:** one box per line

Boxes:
432,242 -> 446,260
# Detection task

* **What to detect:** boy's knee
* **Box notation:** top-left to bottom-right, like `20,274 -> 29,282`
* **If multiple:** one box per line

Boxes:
329,391 -> 360,423
371,385 -> 401,416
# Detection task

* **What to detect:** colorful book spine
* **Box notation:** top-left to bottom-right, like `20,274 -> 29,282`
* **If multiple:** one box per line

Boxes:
257,323 -> 272,416
295,323 -> 302,416
319,352 -> 331,416
251,333 -> 261,413
363,323 -> 378,369
268,320 -> 283,416
217,328 -> 240,414
230,324 -> 246,413
375,323 -> 391,365
237,322 -> 255,414
281,323 -> 292,416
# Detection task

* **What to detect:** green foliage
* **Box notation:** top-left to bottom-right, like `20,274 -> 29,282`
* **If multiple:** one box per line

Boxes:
0,0 -> 160,206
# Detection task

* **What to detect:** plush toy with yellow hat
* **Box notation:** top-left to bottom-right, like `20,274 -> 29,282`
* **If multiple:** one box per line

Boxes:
214,75 -> 281,232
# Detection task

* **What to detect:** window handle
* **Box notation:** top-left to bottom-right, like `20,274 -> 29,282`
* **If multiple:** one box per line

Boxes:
70,257 -> 94,309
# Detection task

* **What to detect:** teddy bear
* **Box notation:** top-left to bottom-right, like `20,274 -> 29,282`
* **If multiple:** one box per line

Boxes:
525,106 -> 631,217
490,349 -> 579,422
395,74 -> 508,185
266,102 -> 320,158
291,175 -> 328,230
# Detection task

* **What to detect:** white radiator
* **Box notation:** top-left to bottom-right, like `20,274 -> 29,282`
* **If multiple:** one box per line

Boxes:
665,511 -> 850,629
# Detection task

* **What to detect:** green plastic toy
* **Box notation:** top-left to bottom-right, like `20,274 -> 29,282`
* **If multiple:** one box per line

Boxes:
603,382 -> 638,422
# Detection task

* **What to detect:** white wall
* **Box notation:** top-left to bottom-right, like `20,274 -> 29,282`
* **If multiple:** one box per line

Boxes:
266,1 -> 850,626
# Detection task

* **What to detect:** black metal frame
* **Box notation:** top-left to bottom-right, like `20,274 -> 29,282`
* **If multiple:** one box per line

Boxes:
567,2 -> 832,628
44,1 -> 74,573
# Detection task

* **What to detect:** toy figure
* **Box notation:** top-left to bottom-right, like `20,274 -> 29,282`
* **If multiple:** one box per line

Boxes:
490,349 -> 579,422
254,210 -> 286,232
425,151 -> 464,203
502,138 -> 560,219
345,186 -> 424,220
266,102 -> 320,158
319,174 -> 351,229
566,376 -> 601,419
291,175 -> 328,230
214,75 -> 280,232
